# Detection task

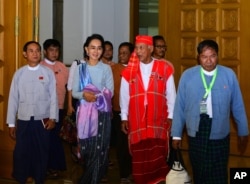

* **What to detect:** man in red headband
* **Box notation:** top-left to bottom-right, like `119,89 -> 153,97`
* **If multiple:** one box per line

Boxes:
120,35 -> 176,184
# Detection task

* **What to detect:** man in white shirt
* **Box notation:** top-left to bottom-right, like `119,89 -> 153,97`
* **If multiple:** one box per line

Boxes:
120,35 -> 176,184
7,41 -> 57,184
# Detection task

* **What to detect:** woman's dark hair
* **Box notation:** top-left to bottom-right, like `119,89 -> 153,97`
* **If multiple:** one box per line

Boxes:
197,39 -> 219,54
83,34 -> 105,60
23,41 -> 41,52
83,42 -> 88,59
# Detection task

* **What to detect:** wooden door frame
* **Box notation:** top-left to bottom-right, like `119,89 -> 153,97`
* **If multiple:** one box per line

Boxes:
0,0 -> 40,179
129,0 -> 139,43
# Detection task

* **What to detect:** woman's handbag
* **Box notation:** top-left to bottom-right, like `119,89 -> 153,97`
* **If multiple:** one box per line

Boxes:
59,114 -> 77,144
166,148 -> 192,184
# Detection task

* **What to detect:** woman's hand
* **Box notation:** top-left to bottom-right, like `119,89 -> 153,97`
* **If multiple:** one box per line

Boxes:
83,91 -> 97,102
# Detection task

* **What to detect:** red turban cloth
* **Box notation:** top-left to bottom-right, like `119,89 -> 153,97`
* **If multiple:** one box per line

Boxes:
122,35 -> 153,81
135,35 -> 153,46
121,52 -> 139,82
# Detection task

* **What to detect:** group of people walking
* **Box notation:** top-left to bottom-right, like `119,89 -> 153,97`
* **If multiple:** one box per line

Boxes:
6,33 -> 249,184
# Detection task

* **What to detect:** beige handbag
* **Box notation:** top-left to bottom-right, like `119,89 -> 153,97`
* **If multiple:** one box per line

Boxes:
166,148 -> 192,184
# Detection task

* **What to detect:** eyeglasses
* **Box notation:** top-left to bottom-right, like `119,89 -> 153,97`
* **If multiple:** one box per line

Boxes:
154,45 -> 167,50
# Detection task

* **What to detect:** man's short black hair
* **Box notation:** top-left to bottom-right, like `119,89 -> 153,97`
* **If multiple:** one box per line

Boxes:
197,40 -> 218,54
43,39 -> 61,50
23,41 -> 41,52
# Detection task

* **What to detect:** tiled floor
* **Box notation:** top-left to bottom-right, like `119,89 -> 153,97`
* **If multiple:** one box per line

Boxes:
0,143 -> 121,184
1,143 -> 250,184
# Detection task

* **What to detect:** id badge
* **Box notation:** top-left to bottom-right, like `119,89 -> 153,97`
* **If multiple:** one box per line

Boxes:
200,100 -> 207,114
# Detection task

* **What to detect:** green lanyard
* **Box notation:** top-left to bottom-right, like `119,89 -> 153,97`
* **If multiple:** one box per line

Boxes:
200,67 -> 217,99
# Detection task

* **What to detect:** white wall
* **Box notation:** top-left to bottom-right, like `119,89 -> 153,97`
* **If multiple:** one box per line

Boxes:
39,0 -> 53,49
63,0 -> 84,64
39,0 -> 130,65
92,0 -> 130,62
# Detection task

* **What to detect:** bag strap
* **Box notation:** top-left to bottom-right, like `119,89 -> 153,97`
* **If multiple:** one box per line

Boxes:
74,59 -> 81,65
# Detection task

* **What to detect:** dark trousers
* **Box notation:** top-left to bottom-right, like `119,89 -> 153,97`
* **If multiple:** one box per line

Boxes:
113,111 -> 132,178
13,117 -> 50,184
47,109 -> 66,171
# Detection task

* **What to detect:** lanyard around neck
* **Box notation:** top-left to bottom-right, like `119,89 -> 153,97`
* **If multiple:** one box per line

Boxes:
200,67 -> 217,99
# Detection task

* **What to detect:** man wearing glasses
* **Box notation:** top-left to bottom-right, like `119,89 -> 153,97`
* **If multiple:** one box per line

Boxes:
152,35 -> 174,70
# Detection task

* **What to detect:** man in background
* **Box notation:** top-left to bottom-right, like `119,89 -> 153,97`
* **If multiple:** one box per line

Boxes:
41,38 -> 68,178
102,41 -> 115,66
152,35 -> 174,70
112,42 -> 134,184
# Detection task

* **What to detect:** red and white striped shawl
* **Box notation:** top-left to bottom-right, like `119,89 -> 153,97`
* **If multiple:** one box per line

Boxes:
121,54 -> 173,145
